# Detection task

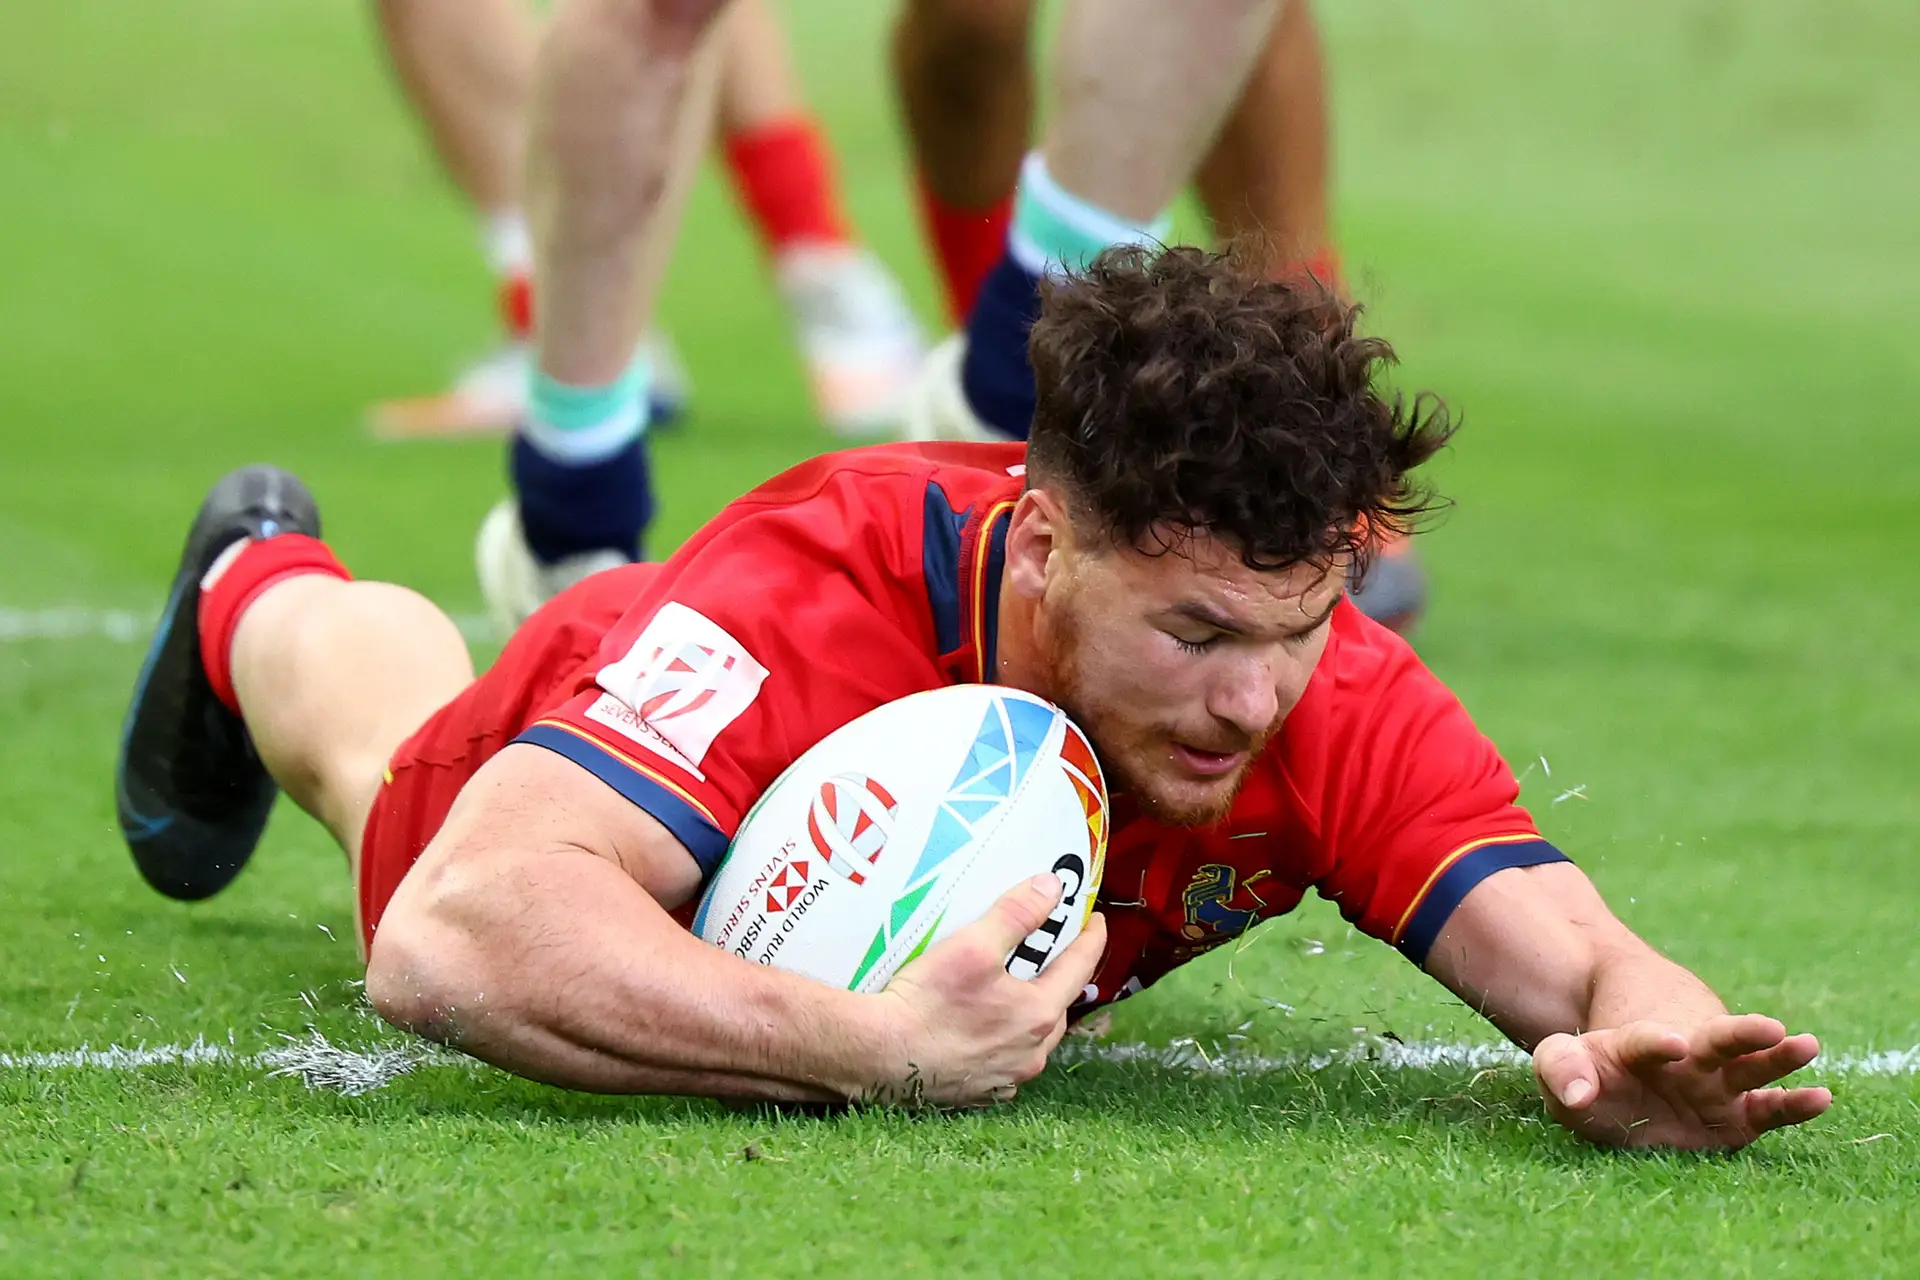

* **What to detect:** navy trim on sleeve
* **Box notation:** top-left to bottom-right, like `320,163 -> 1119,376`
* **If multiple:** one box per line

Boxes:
977,507 -> 1011,677
514,723 -> 731,876
1396,839 -> 1569,967
922,481 -> 966,655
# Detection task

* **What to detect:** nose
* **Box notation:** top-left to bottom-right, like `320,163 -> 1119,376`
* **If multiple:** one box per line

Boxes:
1207,652 -> 1284,742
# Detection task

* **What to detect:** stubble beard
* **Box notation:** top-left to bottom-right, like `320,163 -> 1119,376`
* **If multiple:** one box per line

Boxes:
1035,604 -> 1261,830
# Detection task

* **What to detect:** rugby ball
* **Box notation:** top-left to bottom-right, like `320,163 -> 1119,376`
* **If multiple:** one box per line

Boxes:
692,685 -> 1109,993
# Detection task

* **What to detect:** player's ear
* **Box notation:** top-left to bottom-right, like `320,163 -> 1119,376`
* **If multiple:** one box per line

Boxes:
1005,489 -> 1063,601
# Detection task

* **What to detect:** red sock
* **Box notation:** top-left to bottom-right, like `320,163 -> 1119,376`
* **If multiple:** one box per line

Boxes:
1277,246 -> 1344,294
723,118 -> 851,256
499,271 -> 535,342
197,534 -> 352,714
915,177 -> 1013,323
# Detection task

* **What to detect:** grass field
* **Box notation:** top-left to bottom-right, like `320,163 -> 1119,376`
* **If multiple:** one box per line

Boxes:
4,0 -> 1919,1273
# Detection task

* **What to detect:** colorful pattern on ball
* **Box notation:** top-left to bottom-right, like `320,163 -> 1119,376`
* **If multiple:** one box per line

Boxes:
848,694 -> 1062,989
1056,721 -> 1107,853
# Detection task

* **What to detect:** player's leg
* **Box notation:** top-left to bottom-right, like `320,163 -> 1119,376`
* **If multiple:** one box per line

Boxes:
364,0 -> 690,439
372,0 -> 532,228
1190,2 -> 1426,632
889,0 -> 1036,321
907,0 -> 1282,444
1194,0 -> 1334,282
226,578 -> 471,864
479,0 -> 726,630
116,469 -> 471,905
715,0 -> 925,436
365,0 -> 540,437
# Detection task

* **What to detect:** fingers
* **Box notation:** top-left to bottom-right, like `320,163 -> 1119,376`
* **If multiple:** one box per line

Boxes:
972,873 -> 1065,955
1033,911 -> 1108,1007
1742,1085 -> 1833,1134
1689,1013 -> 1789,1070
1532,1032 -> 1601,1110
1605,1021 -> 1690,1073
1722,1032 -> 1821,1094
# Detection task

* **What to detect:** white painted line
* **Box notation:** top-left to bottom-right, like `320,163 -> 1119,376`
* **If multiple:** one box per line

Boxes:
1060,1038 -> 1920,1078
0,606 -> 503,645
0,1032 -> 463,1097
3,1034 -> 1915,1096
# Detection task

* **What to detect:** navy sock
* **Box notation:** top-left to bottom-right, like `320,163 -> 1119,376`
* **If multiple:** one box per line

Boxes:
511,434 -> 654,563
960,252 -> 1045,441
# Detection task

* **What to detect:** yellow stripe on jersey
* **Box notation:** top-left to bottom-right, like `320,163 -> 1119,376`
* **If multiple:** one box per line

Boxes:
1391,832 -> 1551,945
968,498 -> 1018,682
527,718 -> 724,829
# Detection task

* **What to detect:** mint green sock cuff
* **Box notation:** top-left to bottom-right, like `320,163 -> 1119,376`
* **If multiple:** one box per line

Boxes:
529,360 -> 651,434
1009,153 -> 1173,274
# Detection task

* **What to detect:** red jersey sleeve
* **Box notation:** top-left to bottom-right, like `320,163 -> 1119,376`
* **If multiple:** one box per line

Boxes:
512,465 -> 948,877
1307,605 -> 1566,965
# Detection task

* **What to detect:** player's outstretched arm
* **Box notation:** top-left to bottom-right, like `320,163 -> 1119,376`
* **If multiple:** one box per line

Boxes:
1422,861 -> 1831,1150
365,743 -> 1103,1105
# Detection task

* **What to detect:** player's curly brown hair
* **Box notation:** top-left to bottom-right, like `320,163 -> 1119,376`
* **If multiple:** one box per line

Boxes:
1024,244 -> 1454,573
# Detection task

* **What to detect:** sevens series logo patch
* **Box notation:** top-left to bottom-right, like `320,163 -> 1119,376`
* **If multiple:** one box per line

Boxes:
592,601 -> 770,778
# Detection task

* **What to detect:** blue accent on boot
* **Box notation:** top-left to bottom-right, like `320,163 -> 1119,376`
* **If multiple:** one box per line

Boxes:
511,434 -> 654,563
960,252 -> 1045,441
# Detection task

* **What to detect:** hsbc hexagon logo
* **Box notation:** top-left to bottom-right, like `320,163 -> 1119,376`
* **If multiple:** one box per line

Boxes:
764,857 -> 813,913
594,602 -> 770,777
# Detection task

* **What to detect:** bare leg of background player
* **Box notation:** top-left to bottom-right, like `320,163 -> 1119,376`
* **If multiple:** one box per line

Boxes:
1042,0 -> 1283,223
372,0 -> 533,222
1195,0 -> 1334,277
469,0 -> 727,628
929,0 -> 1283,442
718,0 -> 928,435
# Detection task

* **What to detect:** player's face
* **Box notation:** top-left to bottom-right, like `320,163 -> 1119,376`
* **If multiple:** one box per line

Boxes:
1030,521 -> 1344,828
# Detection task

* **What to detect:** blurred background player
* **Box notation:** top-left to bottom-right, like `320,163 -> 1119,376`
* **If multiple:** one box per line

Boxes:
476,0 -> 1419,633
894,0 -> 1424,631
364,0 -> 926,440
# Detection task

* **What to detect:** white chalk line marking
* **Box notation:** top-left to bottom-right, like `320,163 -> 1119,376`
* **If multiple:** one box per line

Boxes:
3,1034 -> 1917,1097
0,1032 -> 463,1097
0,605 -> 502,645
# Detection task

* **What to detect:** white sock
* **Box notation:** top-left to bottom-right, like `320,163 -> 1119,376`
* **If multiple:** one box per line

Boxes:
482,209 -> 533,279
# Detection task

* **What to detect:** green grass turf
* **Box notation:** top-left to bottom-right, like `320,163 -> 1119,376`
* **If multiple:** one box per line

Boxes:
3,0 -> 1919,1273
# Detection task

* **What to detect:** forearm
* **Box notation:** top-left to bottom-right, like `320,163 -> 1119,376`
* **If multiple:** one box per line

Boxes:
1581,939 -> 1727,1033
1428,863 -> 1728,1050
368,848 -> 897,1101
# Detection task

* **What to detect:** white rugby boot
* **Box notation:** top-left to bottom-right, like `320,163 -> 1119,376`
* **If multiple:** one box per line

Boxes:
368,331 -> 692,441
776,244 -> 928,437
475,500 -> 631,634
367,341 -> 530,440
901,333 -> 1012,443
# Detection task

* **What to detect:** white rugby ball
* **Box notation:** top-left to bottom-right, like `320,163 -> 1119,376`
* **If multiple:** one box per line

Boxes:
692,685 -> 1109,993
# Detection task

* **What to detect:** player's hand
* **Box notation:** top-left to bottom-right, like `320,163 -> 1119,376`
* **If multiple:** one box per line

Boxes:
872,873 -> 1107,1109
1532,1014 -> 1831,1150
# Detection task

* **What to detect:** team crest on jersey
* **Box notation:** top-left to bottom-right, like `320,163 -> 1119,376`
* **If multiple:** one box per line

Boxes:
594,601 -> 770,778
1180,863 -> 1273,944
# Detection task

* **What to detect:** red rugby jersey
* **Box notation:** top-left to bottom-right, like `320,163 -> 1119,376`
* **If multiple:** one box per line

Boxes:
517,442 -> 1563,1009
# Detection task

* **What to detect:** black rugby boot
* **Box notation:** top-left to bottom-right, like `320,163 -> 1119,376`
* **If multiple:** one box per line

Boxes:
115,466 -> 321,900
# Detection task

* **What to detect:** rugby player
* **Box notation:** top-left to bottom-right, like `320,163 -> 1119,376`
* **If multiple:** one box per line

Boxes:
364,0 -> 925,439
479,0 -> 1432,633
893,0 -> 1427,630
116,246 -> 1831,1149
